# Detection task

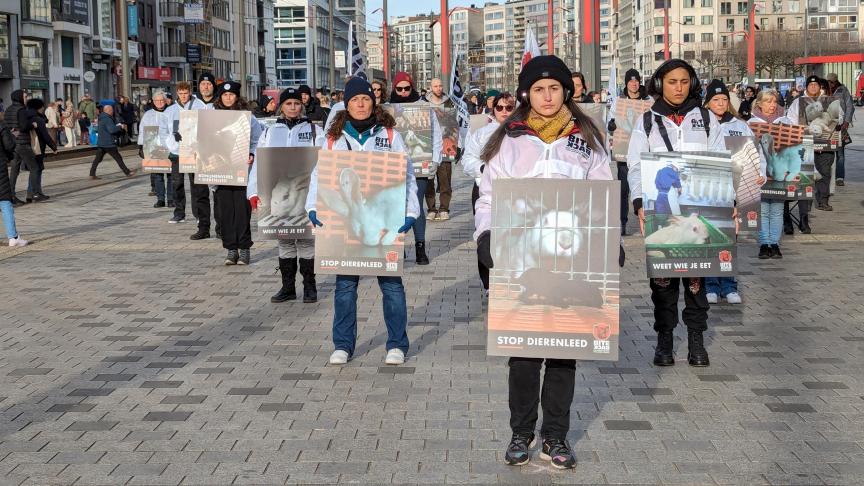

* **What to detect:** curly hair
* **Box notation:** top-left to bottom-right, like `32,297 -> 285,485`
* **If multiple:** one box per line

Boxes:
326,105 -> 396,140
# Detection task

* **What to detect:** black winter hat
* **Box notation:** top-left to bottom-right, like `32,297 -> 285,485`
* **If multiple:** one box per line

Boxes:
279,87 -> 302,106
704,79 -> 729,102
298,85 -> 312,96
199,72 -> 215,85
625,69 -> 641,83
216,81 -> 241,96
343,77 -> 376,108
517,55 -> 575,102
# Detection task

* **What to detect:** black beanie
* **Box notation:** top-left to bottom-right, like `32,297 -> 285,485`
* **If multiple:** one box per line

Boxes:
199,72 -> 215,85
704,79 -> 729,102
298,85 -> 312,96
517,55 -> 575,102
216,81 -> 241,96
343,77 -> 376,108
625,69 -> 641,83
279,87 -> 302,106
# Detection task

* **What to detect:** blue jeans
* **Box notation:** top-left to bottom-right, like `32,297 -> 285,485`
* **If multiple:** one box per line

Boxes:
151,173 -> 174,203
758,200 -> 784,245
836,146 -> 845,179
333,275 -> 409,357
0,200 -> 18,239
705,277 -> 738,296
413,177 -> 428,242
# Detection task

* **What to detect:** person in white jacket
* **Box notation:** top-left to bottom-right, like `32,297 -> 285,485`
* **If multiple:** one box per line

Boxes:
137,91 -> 174,208
305,77 -> 420,367
248,87 -> 323,304
165,81 -> 207,224
626,59 -> 725,369
474,56 -> 611,471
461,91 -> 515,292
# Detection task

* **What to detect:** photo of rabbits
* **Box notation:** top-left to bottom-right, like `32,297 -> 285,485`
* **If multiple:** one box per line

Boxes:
749,122 -> 815,201
384,102 -> 436,177
254,147 -> 318,240
140,126 -> 172,173
640,152 -> 737,278
725,136 -> 764,235
432,102 -> 460,163
611,98 -> 654,162
177,111 -> 199,173
797,96 -> 842,151
193,111 -> 252,186
487,179 -> 621,361
314,150 -> 408,277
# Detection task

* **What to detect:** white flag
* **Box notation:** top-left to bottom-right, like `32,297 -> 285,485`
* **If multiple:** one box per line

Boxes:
349,21 -> 367,80
449,47 -> 470,147
522,26 -> 542,68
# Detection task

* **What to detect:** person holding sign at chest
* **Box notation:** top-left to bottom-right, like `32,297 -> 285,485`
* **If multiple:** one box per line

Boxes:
627,59 -> 726,368
474,56 -> 612,470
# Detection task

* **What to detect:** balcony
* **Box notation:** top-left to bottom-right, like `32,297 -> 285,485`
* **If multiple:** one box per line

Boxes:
159,1 -> 185,23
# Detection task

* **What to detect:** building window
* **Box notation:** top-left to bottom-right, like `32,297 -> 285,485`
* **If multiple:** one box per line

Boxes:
23,0 -> 50,22
21,39 -> 45,76
61,36 -> 75,67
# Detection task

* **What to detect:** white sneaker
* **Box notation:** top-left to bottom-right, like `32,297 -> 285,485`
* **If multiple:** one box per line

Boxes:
725,292 -> 742,304
8,237 -> 28,247
329,350 -> 349,365
706,292 -> 718,304
385,348 -> 405,365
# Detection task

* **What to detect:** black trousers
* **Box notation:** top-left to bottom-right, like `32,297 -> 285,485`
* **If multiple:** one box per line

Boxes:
617,162 -> 630,230
9,144 -> 41,196
650,277 -> 709,332
90,147 -> 131,176
214,185 -> 252,250
471,183 -> 489,289
508,357 -> 576,440
813,150 -> 835,205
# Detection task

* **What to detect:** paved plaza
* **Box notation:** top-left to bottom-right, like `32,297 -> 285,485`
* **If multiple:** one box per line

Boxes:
1,119 -> 863,485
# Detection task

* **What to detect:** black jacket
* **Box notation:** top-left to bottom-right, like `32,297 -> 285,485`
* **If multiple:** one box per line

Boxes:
3,90 -> 36,145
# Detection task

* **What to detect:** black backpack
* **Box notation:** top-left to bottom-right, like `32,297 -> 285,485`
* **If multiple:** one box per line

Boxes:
643,107 -> 712,151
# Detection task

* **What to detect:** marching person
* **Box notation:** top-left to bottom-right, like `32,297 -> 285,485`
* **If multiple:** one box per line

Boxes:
390,71 -> 442,265
627,59 -> 724,368
462,91 -> 515,293
474,56 -> 611,469
421,78 -> 454,223
187,73 -> 220,237
211,81 -> 263,265
748,88 -> 792,259
702,79 -> 764,304
306,77 -> 419,366
167,81 -> 207,225
138,91 -> 173,208
89,103 -> 136,180
248,87 -> 321,303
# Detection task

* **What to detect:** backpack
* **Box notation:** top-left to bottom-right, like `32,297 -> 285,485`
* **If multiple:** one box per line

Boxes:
643,107 -> 712,152
0,126 -> 16,159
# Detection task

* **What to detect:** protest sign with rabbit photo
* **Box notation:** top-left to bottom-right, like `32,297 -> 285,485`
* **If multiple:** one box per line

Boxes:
749,122 -> 815,200
314,150 -> 408,277
193,111 -> 252,186
487,179 -> 621,361
640,152 -> 737,278
140,126 -> 172,173
254,147 -> 318,240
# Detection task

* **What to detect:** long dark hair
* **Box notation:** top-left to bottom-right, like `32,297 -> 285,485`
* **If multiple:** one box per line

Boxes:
213,94 -> 250,111
480,99 -> 604,163
326,105 -> 396,140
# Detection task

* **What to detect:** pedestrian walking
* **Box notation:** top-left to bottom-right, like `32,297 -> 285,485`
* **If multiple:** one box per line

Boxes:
825,73 -> 855,187
0,121 -> 27,246
307,77 -> 419,366
4,90 -> 42,206
89,104 -> 135,179
167,81 -> 207,226
248,87 -> 321,303
462,91 -> 514,293
25,98 -> 57,202
473,55 -> 612,469
421,77 -> 454,223
627,58 -> 725,368
61,100 -> 78,147
138,91 -> 173,208
211,81 -> 262,266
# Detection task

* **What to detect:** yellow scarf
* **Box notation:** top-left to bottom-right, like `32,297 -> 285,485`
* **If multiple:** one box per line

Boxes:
526,106 -> 575,144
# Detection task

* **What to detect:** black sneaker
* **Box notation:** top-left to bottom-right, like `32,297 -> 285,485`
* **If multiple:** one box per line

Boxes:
504,433 -> 535,466
758,244 -> 771,259
770,244 -> 783,259
540,438 -> 576,469
224,250 -> 239,265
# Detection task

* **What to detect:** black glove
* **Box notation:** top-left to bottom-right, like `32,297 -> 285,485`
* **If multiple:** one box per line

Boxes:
619,244 -> 625,268
173,132 -> 182,142
477,230 -> 494,269
608,119 -> 617,133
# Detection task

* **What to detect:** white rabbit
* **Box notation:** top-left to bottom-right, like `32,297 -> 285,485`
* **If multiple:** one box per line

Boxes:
645,214 -> 709,245
318,168 -> 405,247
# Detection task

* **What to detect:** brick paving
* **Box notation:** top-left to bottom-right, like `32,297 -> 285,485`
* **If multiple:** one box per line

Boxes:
0,116 -> 863,484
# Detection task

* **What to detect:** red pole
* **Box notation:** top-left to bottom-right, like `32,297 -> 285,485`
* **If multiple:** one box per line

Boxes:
382,1 -> 390,83
663,0 -> 670,60
746,0 -> 755,78
547,0 -> 554,55
440,0 -> 450,84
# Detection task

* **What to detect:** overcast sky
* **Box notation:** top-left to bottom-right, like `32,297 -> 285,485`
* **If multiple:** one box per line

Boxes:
365,0 -> 490,29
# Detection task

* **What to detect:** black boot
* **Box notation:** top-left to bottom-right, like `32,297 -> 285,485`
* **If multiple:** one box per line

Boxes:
271,258 -> 297,303
799,214 -> 811,234
653,330 -> 675,366
687,329 -> 710,367
299,258 -> 318,303
415,241 -> 430,265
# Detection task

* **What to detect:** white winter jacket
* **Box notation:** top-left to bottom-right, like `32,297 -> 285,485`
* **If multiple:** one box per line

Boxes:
305,125 -> 421,219
247,119 -> 323,199
626,103 -> 725,205
474,125 -> 613,241
461,119 -> 499,185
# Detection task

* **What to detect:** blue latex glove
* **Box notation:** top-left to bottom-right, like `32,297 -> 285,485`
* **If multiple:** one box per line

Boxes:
398,216 -> 416,234
308,210 -> 323,227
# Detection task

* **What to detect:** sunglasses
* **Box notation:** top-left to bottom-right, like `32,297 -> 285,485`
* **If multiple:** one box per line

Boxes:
495,104 -> 515,113
395,86 -> 412,93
